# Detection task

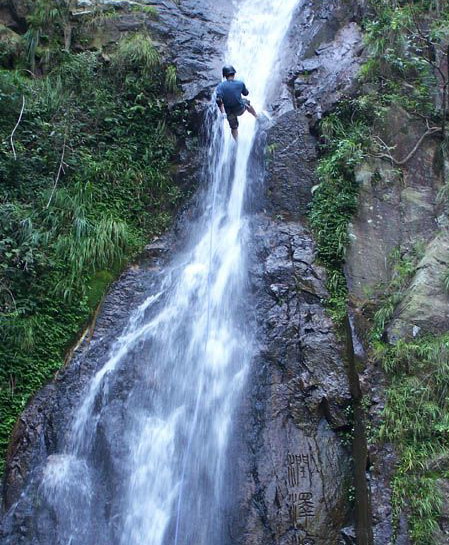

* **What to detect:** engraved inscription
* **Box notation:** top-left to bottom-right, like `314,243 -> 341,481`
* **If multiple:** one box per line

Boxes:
291,535 -> 316,545
288,492 -> 315,525
287,453 -> 315,486
284,450 -> 319,540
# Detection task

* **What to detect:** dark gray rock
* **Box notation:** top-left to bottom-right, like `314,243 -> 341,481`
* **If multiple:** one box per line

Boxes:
270,0 -> 364,123
141,0 -> 234,102
265,110 -> 317,220
292,22 -> 364,121
229,218 -> 352,545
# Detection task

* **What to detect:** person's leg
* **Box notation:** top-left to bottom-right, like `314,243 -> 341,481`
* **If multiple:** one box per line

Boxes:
227,112 -> 239,140
242,99 -> 257,119
246,103 -> 258,118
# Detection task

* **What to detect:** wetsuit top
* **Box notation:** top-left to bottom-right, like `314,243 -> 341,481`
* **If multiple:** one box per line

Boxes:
216,79 -> 249,113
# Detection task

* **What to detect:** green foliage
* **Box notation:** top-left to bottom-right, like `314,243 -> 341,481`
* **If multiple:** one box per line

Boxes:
23,0 -> 76,70
130,4 -> 158,17
371,246 -> 423,341
309,101 -> 372,322
0,31 -> 184,472
376,335 -> 449,543
361,0 -> 448,117
165,65 -> 178,94
112,32 -> 159,77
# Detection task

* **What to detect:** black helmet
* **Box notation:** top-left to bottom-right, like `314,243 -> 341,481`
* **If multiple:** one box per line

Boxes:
222,65 -> 236,77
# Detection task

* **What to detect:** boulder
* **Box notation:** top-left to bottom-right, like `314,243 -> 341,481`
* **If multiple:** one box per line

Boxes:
0,0 -> 31,31
387,232 -> 449,341
0,24 -> 22,66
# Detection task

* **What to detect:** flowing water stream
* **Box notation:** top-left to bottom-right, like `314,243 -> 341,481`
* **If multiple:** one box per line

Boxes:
3,1 -> 299,543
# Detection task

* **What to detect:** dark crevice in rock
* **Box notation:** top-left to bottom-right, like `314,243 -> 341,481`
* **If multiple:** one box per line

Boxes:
343,315 -> 374,545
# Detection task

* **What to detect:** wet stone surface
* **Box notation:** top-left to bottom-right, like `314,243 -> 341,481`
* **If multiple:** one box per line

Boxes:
228,218 -> 352,545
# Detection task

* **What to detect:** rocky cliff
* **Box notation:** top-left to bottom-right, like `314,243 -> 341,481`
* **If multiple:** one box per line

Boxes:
3,1 -> 448,544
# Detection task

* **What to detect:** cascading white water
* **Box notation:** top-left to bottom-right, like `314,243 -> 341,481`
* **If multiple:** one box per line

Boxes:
11,1 -> 299,544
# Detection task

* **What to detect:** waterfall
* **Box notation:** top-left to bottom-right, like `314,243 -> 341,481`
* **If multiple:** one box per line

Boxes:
2,1 -> 299,544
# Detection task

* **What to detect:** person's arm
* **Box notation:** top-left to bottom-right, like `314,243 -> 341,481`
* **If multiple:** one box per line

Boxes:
242,82 -> 249,96
216,86 -> 226,116
216,85 -> 224,108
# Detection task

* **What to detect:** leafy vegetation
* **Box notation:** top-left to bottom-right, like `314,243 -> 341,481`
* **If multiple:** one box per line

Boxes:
309,101 -> 375,321
309,1 -> 449,542
375,335 -> 449,543
310,0 -> 448,324
369,247 -> 449,545
0,2 -> 184,472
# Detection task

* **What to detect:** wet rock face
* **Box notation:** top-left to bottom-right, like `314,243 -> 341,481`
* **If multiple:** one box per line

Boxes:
1,262 -> 162,511
291,20 -> 363,122
273,0 -> 364,124
227,0 -> 366,529
143,0 -> 234,102
230,217 -> 352,545
261,0 -> 365,225
265,110 -> 318,220
226,6 -> 366,537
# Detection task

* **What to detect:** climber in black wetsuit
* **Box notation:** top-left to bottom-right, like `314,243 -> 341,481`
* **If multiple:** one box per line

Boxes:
216,65 -> 258,140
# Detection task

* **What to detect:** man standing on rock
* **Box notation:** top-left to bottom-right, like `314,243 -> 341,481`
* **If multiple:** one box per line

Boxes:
216,65 -> 258,140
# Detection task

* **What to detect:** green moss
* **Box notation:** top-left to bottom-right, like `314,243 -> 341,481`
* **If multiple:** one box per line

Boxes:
86,270 -> 115,308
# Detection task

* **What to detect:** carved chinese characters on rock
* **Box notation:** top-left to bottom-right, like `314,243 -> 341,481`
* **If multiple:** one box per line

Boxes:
288,492 -> 314,522
286,452 -> 318,545
287,453 -> 315,487
290,536 -> 317,545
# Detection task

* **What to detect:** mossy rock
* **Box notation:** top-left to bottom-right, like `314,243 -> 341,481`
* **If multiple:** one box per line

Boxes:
0,25 -> 22,67
387,233 -> 449,342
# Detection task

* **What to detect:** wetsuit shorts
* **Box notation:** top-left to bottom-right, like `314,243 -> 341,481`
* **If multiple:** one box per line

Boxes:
227,99 -> 251,130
